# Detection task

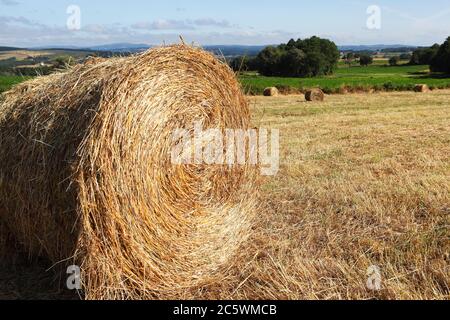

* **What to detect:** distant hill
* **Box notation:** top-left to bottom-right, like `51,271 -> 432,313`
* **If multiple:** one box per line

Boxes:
204,45 -> 267,57
86,43 -> 152,52
83,43 -> 416,56
87,44 -> 267,57
9,43 -> 420,57
0,46 -> 22,52
338,44 -> 417,52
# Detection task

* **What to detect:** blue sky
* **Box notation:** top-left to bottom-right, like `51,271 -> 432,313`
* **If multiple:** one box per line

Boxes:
1,0 -> 450,47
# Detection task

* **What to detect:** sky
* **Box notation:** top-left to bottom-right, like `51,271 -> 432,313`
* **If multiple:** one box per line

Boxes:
1,0 -> 450,47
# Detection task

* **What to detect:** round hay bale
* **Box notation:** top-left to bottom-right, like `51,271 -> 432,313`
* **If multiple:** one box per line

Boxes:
305,88 -> 325,102
0,45 -> 257,299
263,87 -> 279,96
338,87 -> 348,95
414,84 -> 430,93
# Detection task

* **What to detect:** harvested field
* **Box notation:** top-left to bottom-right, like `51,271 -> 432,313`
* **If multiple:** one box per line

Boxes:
218,91 -> 450,300
0,87 -> 449,300
0,50 -> 53,61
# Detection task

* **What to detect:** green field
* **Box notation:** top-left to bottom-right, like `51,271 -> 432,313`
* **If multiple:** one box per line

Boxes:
240,64 -> 450,94
0,76 -> 30,94
2,64 -> 450,96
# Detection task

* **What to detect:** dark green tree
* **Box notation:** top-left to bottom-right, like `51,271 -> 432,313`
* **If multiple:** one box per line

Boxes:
359,54 -> 373,66
255,36 -> 339,77
286,39 -> 297,49
297,36 -> 340,75
410,44 -> 440,65
229,56 -> 258,72
278,48 -> 306,77
389,56 -> 400,66
399,53 -> 412,60
430,37 -> 450,73
256,46 -> 283,76
345,52 -> 355,67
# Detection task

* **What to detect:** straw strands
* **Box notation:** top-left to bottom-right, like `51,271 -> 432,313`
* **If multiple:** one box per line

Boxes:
0,45 -> 258,299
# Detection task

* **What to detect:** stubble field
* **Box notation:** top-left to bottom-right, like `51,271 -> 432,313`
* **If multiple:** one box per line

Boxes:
1,90 -> 449,299
207,90 -> 450,299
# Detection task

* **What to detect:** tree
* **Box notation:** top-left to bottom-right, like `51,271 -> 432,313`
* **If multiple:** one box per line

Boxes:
229,56 -> 258,72
389,56 -> 400,66
359,54 -> 373,66
298,36 -> 340,75
303,50 -> 325,77
255,36 -> 340,77
345,52 -> 355,67
430,37 -> 450,74
399,53 -> 412,60
286,39 -> 297,49
256,46 -> 283,76
410,44 -> 440,65
278,48 -> 306,77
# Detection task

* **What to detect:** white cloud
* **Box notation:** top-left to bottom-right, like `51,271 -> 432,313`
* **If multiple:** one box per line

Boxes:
130,18 -> 236,31
1,15 -> 46,28
0,15 -> 294,47
0,13 -> 448,48
192,18 -> 235,28
0,0 -> 20,6
131,19 -> 195,31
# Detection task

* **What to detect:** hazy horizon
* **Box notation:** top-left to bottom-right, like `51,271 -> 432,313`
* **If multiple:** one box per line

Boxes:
1,0 -> 450,48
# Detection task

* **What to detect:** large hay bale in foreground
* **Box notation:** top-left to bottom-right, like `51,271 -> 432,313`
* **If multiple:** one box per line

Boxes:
305,89 -> 325,102
263,87 -> 279,96
414,84 -> 430,93
0,45 -> 257,299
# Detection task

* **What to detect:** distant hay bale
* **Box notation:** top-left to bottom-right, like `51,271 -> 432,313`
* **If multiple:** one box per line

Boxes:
414,84 -> 430,93
338,87 -> 348,95
276,85 -> 301,95
83,56 -> 107,66
0,45 -> 257,299
305,88 -> 325,102
263,87 -> 279,96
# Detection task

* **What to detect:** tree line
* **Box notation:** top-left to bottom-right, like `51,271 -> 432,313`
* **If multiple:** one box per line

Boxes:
409,37 -> 450,73
230,36 -> 450,77
230,36 -> 340,77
